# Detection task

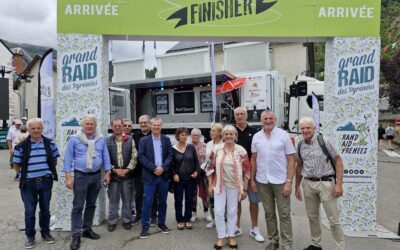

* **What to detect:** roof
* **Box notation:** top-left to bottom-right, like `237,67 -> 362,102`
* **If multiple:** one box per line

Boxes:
12,47 -> 33,64
23,55 -> 41,73
23,56 -> 57,73
0,39 -> 15,55
112,71 -> 235,89
166,41 -> 230,53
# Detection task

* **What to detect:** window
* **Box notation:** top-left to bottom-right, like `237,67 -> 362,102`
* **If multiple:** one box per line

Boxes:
200,91 -> 213,113
306,95 -> 324,111
174,92 -> 195,113
112,95 -> 125,107
155,94 -> 169,114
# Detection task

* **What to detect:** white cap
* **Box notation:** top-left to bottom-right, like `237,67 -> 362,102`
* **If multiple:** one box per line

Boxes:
14,119 -> 22,125
22,117 -> 28,121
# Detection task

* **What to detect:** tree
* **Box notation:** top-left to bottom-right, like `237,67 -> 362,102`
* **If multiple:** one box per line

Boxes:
145,67 -> 157,79
314,1 -> 400,82
381,50 -> 400,109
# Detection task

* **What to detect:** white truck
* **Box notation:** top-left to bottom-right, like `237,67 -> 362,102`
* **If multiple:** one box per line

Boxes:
287,75 -> 324,134
108,73 -> 324,138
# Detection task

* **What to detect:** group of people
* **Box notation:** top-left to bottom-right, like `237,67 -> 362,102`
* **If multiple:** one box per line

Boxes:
378,123 -> 396,151
6,117 -> 29,180
12,107 -> 345,250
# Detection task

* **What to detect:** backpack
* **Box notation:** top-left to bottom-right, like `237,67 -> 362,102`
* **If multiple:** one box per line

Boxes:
297,135 -> 336,182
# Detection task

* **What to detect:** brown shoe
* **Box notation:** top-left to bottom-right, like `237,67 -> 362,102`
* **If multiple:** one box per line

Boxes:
185,222 -> 193,230
107,224 -> 116,232
214,238 -> 225,249
265,242 -> 279,250
177,223 -> 185,230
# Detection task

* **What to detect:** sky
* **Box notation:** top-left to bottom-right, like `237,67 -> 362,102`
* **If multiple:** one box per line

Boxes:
0,0 -> 177,61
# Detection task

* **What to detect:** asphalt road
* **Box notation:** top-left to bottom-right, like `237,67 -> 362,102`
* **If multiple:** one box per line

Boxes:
0,149 -> 399,250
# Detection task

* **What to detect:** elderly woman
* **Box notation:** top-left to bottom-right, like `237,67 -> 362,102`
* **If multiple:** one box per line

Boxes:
203,123 -> 224,228
189,128 -> 210,222
207,125 -> 250,249
172,127 -> 200,230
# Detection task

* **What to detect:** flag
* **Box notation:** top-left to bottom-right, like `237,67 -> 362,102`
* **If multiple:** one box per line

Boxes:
311,92 -> 320,134
38,49 -> 55,139
108,40 -> 113,61
210,42 -> 217,124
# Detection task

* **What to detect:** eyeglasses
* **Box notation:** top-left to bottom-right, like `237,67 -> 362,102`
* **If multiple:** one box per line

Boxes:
124,125 -> 132,127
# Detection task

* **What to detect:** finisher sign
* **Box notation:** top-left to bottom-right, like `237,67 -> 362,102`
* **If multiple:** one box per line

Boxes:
57,0 -> 381,37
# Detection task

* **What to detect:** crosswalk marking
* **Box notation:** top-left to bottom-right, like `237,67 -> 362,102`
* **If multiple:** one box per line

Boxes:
382,150 -> 400,157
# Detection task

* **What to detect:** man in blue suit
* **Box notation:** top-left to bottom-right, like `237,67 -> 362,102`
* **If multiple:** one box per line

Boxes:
138,117 -> 173,238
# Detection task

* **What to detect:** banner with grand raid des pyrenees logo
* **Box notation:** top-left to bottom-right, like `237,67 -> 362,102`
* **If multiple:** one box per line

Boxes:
324,37 -> 380,233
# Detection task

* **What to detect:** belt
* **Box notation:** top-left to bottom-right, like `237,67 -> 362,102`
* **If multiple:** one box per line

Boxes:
74,170 -> 100,175
305,175 -> 335,182
25,175 -> 53,182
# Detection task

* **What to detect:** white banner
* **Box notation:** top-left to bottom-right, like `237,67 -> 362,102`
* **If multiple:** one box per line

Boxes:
39,49 -> 55,139
210,42 -> 216,124
324,37 -> 380,234
243,76 -> 268,110
54,34 -> 109,231
311,92 -> 320,134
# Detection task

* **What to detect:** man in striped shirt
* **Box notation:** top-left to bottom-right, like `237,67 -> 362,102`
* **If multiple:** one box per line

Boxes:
13,118 -> 60,249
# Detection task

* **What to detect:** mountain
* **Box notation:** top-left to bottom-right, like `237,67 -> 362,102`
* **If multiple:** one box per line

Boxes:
2,39 -> 56,58
336,122 -> 357,131
62,117 -> 80,126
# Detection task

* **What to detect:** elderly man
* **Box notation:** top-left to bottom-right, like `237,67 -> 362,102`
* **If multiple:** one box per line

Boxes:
234,107 -> 264,242
106,119 -> 137,232
295,117 -> 344,250
123,119 -> 133,135
122,118 -> 137,220
250,110 -> 296,250
7,119 -> 22,180
22,116 -> 28,126
13,118 -> 60,248
63,114 -> 111,250
138,117 -> 173,239
132,115 -> 159,225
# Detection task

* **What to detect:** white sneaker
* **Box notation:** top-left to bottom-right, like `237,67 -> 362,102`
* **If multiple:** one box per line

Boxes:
250,227 -> 265,242
190,212 -> 197,222
234,227 -> 243,237
206,220 -> 215,229
205,211 -> 212,222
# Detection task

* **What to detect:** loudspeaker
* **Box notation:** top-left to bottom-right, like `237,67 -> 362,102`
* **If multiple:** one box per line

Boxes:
0,78 -> 9,120
289,84 -> 297,97
297,81 -> 308,96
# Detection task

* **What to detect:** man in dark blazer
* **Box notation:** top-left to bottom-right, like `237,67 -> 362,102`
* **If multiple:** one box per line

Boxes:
138,117 -> 173,239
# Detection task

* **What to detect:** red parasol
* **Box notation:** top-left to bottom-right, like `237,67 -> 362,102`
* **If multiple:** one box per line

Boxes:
216,77 -> 247,94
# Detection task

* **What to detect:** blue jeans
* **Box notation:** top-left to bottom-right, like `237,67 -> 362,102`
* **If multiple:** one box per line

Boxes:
141,177 -> 168,228
174,179 -> 196,223
20,177 -> 53,237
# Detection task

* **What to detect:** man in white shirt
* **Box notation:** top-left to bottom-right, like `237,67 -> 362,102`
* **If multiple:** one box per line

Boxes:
7,119 -> 22,180
250,110 -> 296,250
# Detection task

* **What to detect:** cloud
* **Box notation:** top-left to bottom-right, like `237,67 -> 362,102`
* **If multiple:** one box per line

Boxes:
0,0 -> 56,48
0,0 -> 55,24
0,0 -> 177,59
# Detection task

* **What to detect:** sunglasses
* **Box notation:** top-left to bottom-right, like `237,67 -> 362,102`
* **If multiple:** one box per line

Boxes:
124,125 -> 132,127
